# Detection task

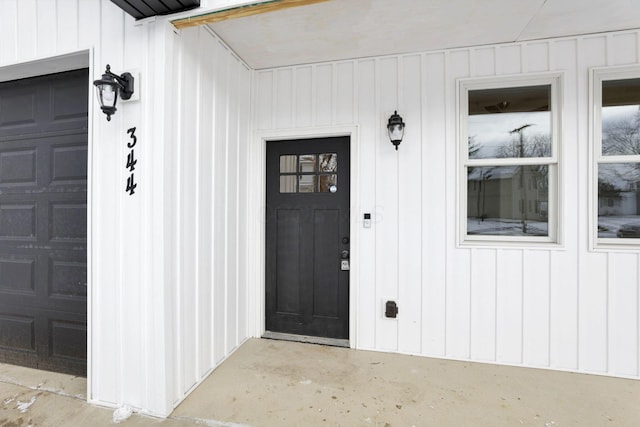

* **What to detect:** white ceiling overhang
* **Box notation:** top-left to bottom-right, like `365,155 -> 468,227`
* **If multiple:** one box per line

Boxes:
176,0 -> 640,69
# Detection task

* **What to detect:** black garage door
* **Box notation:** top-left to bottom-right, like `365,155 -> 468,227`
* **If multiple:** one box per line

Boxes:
0,69 -> 88,376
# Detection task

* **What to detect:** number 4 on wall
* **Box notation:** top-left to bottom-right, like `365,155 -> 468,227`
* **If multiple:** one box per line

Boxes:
126,173 -> 137,195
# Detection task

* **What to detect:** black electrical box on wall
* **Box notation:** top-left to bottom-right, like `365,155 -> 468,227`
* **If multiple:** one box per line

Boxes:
385,301 -> 398,318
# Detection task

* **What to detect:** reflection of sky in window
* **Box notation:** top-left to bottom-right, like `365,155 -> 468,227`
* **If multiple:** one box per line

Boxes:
602,105 -> 639,123
469,111 -> 551,158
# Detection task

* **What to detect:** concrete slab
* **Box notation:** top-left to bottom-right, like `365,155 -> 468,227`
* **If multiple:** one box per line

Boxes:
1,338 -> 639,426
173,338 -> 640,426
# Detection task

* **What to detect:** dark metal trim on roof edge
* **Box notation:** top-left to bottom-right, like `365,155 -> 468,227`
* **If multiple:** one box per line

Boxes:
111,0 -> 200,20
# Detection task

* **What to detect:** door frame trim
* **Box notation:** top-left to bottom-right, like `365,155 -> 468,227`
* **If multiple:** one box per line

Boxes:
250,125 -> 360,348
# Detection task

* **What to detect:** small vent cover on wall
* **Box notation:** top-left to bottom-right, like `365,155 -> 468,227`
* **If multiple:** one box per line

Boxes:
111,0 -> 200,20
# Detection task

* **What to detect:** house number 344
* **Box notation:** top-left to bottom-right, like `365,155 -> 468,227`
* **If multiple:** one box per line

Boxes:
126,127 -> 138,195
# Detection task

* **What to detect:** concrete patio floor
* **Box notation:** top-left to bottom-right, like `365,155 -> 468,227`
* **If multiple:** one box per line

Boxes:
1,337 -> 639,426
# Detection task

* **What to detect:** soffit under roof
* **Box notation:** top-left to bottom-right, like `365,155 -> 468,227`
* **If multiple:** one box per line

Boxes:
112,0 -> 200,20
203,0 -> 640,69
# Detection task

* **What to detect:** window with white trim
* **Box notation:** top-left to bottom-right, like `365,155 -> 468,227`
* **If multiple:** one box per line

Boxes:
592,67 -> 640,245
459,74 -> 562,244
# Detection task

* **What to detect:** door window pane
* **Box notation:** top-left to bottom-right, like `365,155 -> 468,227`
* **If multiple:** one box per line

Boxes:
467,165 -> 549,236
280,155 -> 296,173
598,163 -> 640,238
319,174 -> 337,193
280,175 -> 296,193
468,85 -> 551,159
298,175 -> 316,193
319,153 -> 337,172
299,155 -> 316,173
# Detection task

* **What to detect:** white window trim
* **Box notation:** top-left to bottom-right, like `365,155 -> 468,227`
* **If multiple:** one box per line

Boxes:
590,65 -> 640,251
457,72 -> 564,248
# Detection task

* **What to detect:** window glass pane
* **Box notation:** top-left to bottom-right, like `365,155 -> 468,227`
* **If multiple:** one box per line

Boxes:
279,155 -> 296,173
467,165 -> 549,236
598,163 -> 640,238
319,174 -> 337,193
298,175 -> 316,193
279,175 -> 296,193
468,85 -> 551,159
601,78 -> 640,156
299,154 -> 316,173
319,153 -> 337,172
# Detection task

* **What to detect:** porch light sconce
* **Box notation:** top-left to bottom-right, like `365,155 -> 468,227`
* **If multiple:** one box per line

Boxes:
93,64 -> 134,121
387,111 -> 405,150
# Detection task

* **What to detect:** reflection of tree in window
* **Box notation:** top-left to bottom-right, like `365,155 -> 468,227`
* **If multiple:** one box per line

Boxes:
597,77 -> 640,238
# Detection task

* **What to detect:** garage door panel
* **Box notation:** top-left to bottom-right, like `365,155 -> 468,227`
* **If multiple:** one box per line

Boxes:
49,258 -> 86,299
0,203 -> 36,238
0,313 -> 36,352
0,69 -> 87,376
51,143 -> 87,183
0,148 -> 37,185
49,319 -> 86,360
50,82 -> 89,123
0,256 -> 35,295
49,203 -> 87,241
0,87 -> 38,130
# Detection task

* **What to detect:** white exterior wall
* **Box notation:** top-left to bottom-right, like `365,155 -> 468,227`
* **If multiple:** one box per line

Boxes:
0,0 -> 251,417
251,30 -> 640,379
171,24 -> 252,405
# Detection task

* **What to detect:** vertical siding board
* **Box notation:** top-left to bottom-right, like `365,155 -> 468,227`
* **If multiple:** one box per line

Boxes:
445,50 -> 471,359
609,254 -> 639,377
315,64 -> 332,126
471,47 -> 495,77
578,35 -> 608,374
496,249 -> 523,364
213,39 -> 230,364
197,30 -> 215,377
524,43 -> 550,72
236,64 -> 252,343
16,0 -> 37,60
294,66 -> 312,127
497,45 -> 522,75
398,54 -> 422,354
36,0 -> 58,56
78,0 -> 101,53
335,62 -> 354,124
226,52 -> 239,352
255,71 -> 274,130
56,0 -> 80,51
376,57 -> 400,351
90,0 -> 126,406
470,249 -> 497,361
118,17 -> 146,409
178,27 -> 199,394
422,52 -> 447,356
549,38 -> 580,370
0,0 -> 18,63
610,32 -> 638,65
275,68 -> 293,128
522,251 -> 550,367
355,59 -> 377,349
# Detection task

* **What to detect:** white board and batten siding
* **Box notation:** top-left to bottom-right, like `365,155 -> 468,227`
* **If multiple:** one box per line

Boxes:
1,0 -> 251,417
171,24 -> 252,404
252,30 -> 640,379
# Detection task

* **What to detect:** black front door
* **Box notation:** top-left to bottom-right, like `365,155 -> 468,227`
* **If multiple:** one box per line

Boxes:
266,137 -> 350,340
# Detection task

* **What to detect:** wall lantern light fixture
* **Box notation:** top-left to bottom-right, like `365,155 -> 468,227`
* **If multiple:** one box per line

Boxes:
387,110 -> 405,150
93,64 -> 135,121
